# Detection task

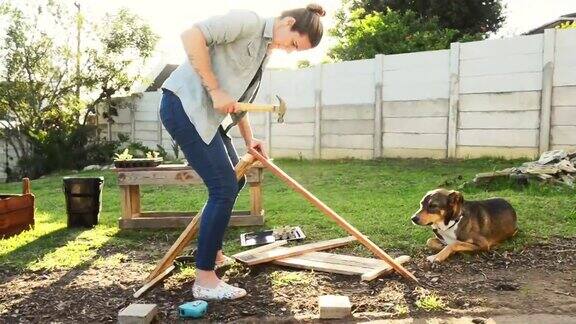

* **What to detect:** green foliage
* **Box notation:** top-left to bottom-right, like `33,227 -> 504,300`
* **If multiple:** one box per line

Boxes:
296,60 -> 312,68
557,21 -> 576,29
416,292 -> 446,311
335,0 -> 505,39
329,9 -> 477,61
0,1 -> 158,179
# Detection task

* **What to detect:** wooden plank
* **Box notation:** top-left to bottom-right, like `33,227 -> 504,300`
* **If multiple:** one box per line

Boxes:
248,147 -> 419,284
232,240 -> 288,260
361,255 -> 411,281
273,255 -> 373,275
140,210 -> 253,217
116,167 -> 262,185
249,183 -> 263,217
133,265 -> 175,298
234,237 -> 357,265
282,250 -> 391,269
119,213 -> 264,229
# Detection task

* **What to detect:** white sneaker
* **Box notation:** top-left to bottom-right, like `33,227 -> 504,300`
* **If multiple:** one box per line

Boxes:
192,281 -> 247,300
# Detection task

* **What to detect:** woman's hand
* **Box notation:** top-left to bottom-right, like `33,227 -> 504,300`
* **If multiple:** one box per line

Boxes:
210,89 -> 238,115
245,138 -> 268,158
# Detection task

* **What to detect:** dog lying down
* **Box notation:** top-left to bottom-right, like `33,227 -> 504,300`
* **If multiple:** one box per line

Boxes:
411,189 -> 518,263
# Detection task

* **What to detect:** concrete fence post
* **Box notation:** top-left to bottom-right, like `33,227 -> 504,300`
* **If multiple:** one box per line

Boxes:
539,28 -> 556,155
447,42 -> 461,158
373,54 -> 384,159
314,64 -> 323,159
264,70 -> 273,156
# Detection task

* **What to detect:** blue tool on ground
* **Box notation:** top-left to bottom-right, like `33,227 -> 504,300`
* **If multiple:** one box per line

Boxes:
179,300 -> 208,318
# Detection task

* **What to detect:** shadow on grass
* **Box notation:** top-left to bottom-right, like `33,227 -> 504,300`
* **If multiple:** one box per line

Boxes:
0,226 -> 85,272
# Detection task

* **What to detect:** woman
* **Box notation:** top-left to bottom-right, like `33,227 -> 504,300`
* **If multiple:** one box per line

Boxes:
159,4 -> 325,300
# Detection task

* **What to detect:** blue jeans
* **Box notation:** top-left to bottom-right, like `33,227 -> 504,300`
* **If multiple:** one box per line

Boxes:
159,89 -> 246,270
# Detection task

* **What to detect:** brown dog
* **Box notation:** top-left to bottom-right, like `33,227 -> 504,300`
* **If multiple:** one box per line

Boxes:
411,189 -> 518,263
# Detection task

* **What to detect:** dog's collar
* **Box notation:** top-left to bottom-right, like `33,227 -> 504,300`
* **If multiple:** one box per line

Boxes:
432,215 -> 462,231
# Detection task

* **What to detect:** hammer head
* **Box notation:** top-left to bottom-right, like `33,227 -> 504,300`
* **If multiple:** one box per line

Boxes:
275,95 -> 287,123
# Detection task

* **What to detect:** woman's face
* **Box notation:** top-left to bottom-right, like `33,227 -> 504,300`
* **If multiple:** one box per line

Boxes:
271,17 -> 312,53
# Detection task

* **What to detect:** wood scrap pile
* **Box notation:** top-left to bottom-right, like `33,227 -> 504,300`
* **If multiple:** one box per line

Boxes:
473,150 -> 576,187
232,237 -> 411,282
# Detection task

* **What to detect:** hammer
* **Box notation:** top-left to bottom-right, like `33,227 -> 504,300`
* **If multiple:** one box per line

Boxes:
236,95 -> 287,123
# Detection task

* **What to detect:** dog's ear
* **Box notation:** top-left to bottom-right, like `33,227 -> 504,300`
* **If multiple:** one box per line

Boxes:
448,190 -> 463,206
447,190 -> 464,220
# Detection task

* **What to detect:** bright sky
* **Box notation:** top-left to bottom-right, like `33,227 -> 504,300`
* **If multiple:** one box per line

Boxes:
81,0 -> 576,72
47,0 -> 576,71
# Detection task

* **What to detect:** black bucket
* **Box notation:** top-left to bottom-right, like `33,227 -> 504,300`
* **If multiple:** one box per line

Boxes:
63,177 -> 104,228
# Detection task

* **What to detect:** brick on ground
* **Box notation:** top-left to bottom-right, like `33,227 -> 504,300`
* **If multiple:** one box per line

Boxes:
118,303 -> 158,324
319,295 -> 352,319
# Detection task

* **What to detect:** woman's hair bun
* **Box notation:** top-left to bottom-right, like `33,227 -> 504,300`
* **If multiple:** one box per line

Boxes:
307,4 -> 326,17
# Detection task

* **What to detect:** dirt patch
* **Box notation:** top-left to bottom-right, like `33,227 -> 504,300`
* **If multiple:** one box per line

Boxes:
1,237 -> 575,323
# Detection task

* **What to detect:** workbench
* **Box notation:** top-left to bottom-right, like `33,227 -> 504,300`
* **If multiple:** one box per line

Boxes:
114,164 -> 265,229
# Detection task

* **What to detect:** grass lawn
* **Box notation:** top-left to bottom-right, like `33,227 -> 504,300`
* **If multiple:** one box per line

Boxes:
1,157 -> 575,273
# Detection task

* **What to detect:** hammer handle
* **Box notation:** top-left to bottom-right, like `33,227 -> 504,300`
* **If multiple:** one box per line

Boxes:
236,102 -> 275,112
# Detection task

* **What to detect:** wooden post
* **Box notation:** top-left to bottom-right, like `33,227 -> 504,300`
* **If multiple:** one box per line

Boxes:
249,183 -> 262,217
539,28 -> 556,154
447,42 -> 461,158
120,185 -> 140,219
314,64 -> 323,159
129,185 -> 141,217
248,148 -> 419,284
119,186 -> 133,219
374,54 -> 384,159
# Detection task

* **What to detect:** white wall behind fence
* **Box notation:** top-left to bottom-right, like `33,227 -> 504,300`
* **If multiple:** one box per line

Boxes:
97,29 -> 576,161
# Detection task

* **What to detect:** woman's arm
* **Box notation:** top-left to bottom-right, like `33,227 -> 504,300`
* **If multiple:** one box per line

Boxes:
180,27 -> 236,114
238,115 -> 268,157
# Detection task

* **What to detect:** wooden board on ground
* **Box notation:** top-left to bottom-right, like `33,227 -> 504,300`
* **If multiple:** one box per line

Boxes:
233,237 -> 357,265
272,249 -> 411,281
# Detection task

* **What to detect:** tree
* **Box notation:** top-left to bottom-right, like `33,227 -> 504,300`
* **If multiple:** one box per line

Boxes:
329,8 -> 474,61
334,0 -> 505,41
0,1 -> 158,178
297,60 -> 312,69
